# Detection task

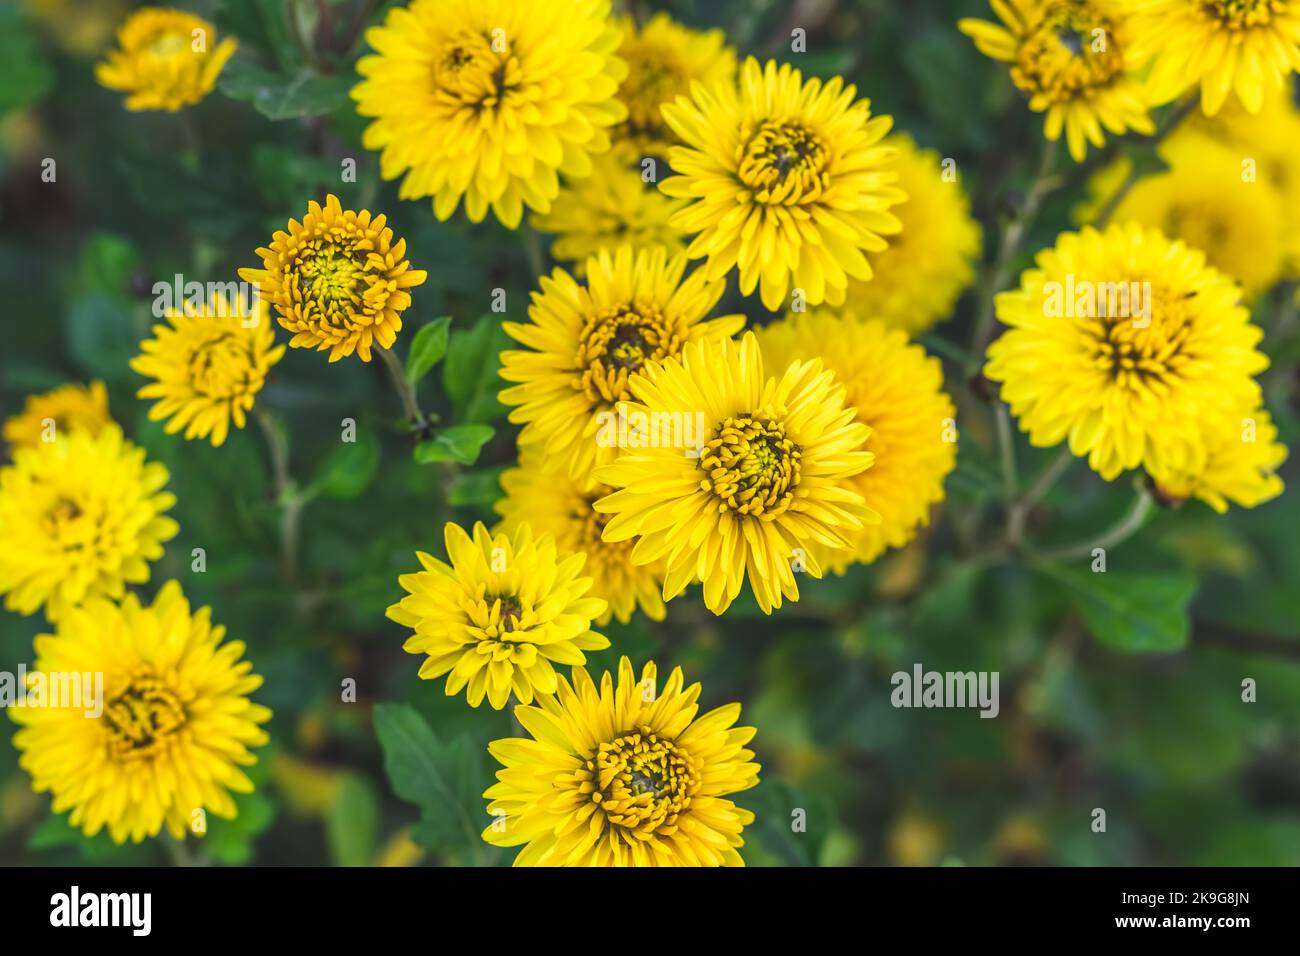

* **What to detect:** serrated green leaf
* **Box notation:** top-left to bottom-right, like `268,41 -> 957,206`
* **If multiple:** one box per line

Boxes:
405,316 -> 452,385
414,425 -> 493,466
1036,559 -> 1197,652
218,60 -> 352,120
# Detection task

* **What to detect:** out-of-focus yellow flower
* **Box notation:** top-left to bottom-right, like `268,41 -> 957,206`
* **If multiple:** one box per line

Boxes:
960,0 -> 1154,161
611,12 -> 736,159
756,311 -> 957,570
530,153 -> 688,271
1132,0 -> 1300,115
495,448 -> 665,625
352,0 -> 627,228
386,522 -> 609,710
95,7 -> 236,112
1148,406 -> 1286,512
0,425 -> 178,620
845,134 -> 982,335
131,292 -> 284,446
661,58 -> 904,311
238,195 -> 426,363
483,657 -> 759,866
594,332 -> 876,615
24,0 -> 129,57
985,223 -> 1270,482
3,381 -> 111,450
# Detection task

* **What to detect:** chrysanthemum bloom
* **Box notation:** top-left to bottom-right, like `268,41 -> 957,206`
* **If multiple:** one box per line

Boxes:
0,425 -> 178,620
756,311 -> 957,569
386,522 -> 610,710
2,380 -> 111,449
94,7 -> 236,112
660,58 -> 904,312
483,657 -> 759,866
985,223 -> 1270,481
130,292 -> 285,446
594,332 -> 875,615
238,195 -> 426,363
10,582 -> 271,843
1078,134 -> 1287,297
351,0 -> 627,228
1147,406 -> 1287,512
495,449 -> 665,624
959,0 -> 1155,161
1132,0 -> 1300,115
842,134 -> 982,335
611,12 -> 736,159
530,152 -> 688,271
499,245 -> 744,481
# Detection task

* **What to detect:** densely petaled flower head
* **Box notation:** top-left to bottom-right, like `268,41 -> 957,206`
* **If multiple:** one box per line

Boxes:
130,292 -> 285,446
386,522 -> 610,710
94,7 -> 236,112
0,425 -> 178,621
594,332 -> 876,615
960,0 -> 1155,161
530,152 -> 689,270
660,58 -> 904,312
985,223 -> 1270,481
483,656 -> 759,866
843,134 -> 983,335
756,311 -> 957,570
351,0 -> 627,228
1147,405 -> 1287,512
237,195 -> 426,363
2,380 -> 111,449
10,582 -> 271,843
499,245 -> 744,482
495,448 -> 665,625
1132,0 -> 1300,115
611,12 -> 736,159
1079,133 -> 1287,297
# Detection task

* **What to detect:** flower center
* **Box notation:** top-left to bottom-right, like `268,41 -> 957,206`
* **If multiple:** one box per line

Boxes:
622,50 -> 686,139
1202,0 -> 1278,28
1013,2 -> 1124,104
433,30 -> 519,110
102,671 -> 186,762
186,330 -> 258,398
1087,283 -> 1194,388
145,30 -> 190,59
738,119 -> 829,204
293,240 -> 371,329
41,496 -> 84,536
699,414 -> 802,517
576,304 -> 679,404
584,729 -> 697,836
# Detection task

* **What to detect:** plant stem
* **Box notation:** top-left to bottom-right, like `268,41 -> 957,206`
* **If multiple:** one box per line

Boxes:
994,405 -> 1019,500
375,345 -> 432,437
1005,445 -> 1075,550
254,407 -> 303,581
1038,485 -> 1154,562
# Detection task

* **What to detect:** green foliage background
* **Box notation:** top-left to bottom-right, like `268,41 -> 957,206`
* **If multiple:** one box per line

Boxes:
1,0 -> 1298,867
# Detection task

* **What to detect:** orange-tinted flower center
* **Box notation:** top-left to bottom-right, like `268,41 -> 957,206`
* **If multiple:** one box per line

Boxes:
584,729 -> 697,836
576,304 -> 679,404
103,671 -> 187,762
700,414 -> 802,516
1013,2 -> 1124,103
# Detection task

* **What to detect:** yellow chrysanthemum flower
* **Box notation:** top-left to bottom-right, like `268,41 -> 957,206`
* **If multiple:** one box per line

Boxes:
499,245 -> 744,481
483,656 -> 759,866
1133,0 -> 1300,115
351,0 -> 627,228
94,7 -> 236,112
960,0 -> 1155,161
985,223 -> 1270,481
660,57 -> 904,312
530,152 -> 688,271
495,449 -> 665,624
594,332 -> 876,615
1147,406 -> 1287,512
238,195 -> 427,363
23,0 -> 128,56
611,12 -> 736,159
844,134 -> 982,335
1079,133 -> 1287,297
130,292 -> 285,447
386,522 -> 610,710
10,582 -> 271,843
756,311 -> 957,570
0,425 -> 178,621
2,381 -> 111,449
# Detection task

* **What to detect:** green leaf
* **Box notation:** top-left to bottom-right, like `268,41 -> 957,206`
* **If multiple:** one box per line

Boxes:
443,315 -> 510,424
215,0 -> 302,72
0,9 -> 53,116
447,465 -> 506,507
218,60 -> 352,120
204,790 -> 277,865
79,233 -> 139,302
1036,558 -> 1197,653
325,774 -> 380,867
65,295 -> 140,384
414,425 -> 494,466
308,429 -> 380,500
405,317 -> 452,385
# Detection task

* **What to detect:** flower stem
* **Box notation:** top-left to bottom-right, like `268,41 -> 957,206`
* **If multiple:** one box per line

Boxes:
376,345 -> 433,437
1037,484 -> 1154,562
994,405 -> 1019,500
254,407 -> 303,582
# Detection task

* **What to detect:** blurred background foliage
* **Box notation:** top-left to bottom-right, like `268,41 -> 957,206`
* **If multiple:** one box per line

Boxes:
0,0 -> 1297,867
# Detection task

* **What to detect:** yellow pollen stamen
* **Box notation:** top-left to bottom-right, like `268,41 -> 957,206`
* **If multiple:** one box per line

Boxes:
699,414 -> 803,517
575,304 -> 680,404
102,671 -> 187,762
580,728 -> 698,835
737,119 -> 829,204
